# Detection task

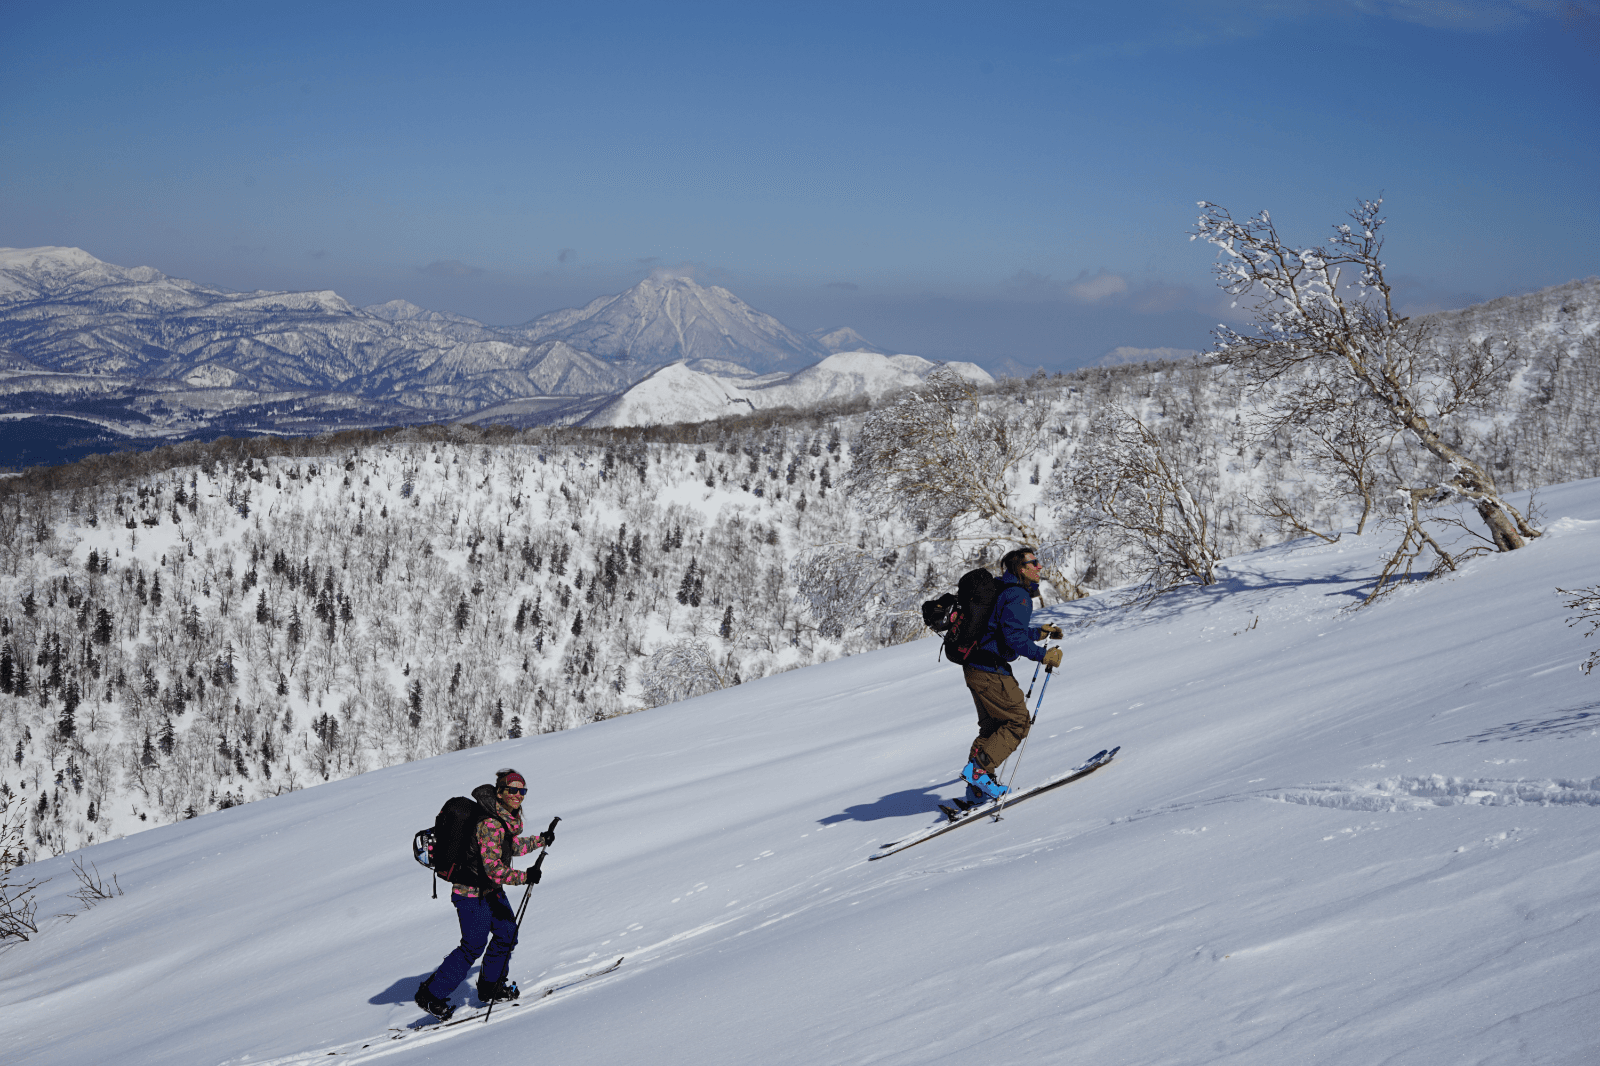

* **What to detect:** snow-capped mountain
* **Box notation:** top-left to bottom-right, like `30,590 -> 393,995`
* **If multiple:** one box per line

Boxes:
583,351 -> 994,428
810,325 -> 887,355
512,272 -> 826,372
0,249 -> 919,460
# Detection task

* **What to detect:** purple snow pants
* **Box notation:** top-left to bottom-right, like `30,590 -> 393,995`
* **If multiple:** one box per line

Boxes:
425,888 -> 519,998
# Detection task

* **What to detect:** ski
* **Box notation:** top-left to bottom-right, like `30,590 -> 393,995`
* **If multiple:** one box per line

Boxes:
400,957 -> 625,1033
869,747 -> 1119,860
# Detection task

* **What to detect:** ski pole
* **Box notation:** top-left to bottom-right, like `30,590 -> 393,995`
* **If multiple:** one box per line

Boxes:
485,816 -> 560,1025
1022,660 -> 1042,699
994,665 -> 1052,823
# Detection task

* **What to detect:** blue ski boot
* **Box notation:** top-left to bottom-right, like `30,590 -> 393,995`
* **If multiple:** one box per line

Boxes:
477,977 -> 520,1003
960,760 -> 1009,801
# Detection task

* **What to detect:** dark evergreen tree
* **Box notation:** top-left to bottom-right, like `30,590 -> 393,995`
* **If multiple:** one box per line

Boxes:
721,604 -> 734,640
677,558 -> 699,606
57,681 -> 79,739
407,679 -> 423,728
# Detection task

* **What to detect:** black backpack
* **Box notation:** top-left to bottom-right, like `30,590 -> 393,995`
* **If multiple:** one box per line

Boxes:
413,795 -> 503,897
921,567 -> 1004,666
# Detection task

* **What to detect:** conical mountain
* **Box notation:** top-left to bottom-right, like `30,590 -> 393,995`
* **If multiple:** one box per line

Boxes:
515,272 -> 826,373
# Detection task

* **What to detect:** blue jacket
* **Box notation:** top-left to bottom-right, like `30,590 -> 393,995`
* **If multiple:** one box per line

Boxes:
967,571 -> 1047,675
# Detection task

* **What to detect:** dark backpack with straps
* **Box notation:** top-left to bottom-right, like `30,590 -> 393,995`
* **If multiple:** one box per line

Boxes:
921,567 -> 1004,666
412,795 -> 504,896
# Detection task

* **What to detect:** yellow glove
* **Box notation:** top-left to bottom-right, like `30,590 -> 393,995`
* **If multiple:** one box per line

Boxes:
1038,623 -> 1064,640
1043,646 -> 1063,670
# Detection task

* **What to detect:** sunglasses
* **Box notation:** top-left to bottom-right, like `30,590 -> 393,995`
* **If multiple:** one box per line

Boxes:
1022,559 -> 1040,568
501,786 -> 527,796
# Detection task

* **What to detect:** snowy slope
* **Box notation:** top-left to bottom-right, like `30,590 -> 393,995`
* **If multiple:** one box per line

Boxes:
4,480 -> 1600,1066
584,351 -> 995,427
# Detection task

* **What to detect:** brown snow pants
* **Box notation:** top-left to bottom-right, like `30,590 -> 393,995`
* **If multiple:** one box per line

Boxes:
963,666 -> 1031,777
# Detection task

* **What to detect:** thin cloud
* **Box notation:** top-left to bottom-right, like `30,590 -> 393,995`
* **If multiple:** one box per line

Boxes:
1344,0 -> 1560,30
1068,272 -> 1130,302
420,259 -> 483,278
648,264 -> 697,282
557,248 -> 577,264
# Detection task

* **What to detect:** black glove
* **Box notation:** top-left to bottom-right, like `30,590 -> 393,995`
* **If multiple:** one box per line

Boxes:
528,864 -> 542,885
541,824 -> 556,848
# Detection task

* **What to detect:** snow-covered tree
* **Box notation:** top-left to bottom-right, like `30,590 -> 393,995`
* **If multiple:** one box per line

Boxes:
843,369 -> 1079,600
1051,405 -> 1225,600
640,640 -> 726,709
1194,199 -> 1540,599
1559,585 -> 1600,675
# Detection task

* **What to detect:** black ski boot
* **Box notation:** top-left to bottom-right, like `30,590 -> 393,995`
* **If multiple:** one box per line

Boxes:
414,981 -> 455,1021
477,977 -> 520,1004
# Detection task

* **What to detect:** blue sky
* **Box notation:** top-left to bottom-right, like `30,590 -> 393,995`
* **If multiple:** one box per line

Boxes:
3,0 -> 1596,371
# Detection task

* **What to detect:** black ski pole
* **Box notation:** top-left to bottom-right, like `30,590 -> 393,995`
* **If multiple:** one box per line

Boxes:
485,816 -> 560,1025
1022,659 -> 1042,699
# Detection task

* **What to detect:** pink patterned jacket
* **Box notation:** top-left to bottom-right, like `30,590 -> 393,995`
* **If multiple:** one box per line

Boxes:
451,784 -> 547,898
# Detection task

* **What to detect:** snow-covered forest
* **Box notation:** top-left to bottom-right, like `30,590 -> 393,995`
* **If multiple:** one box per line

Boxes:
1,276 -> 1595,861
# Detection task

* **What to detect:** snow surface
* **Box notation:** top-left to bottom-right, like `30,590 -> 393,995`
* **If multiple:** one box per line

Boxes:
5,480 -> 1600,1065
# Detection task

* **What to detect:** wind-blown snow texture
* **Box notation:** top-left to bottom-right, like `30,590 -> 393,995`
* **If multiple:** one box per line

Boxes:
4,478 -> 1598,1066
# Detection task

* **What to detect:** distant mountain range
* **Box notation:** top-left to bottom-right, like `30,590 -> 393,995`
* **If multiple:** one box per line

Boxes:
0,248 -> 918,466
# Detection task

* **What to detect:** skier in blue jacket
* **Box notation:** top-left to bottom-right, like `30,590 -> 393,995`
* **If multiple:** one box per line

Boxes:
960,548 -> 1062,801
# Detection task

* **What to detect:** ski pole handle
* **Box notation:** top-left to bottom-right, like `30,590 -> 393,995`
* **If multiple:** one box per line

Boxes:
531,816 -> 560,869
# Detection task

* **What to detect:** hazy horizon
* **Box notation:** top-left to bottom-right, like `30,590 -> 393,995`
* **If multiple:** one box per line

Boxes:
4,1 -> 1596,372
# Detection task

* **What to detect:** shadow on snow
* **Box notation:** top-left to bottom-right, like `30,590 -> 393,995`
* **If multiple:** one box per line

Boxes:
818,780 -> 960,824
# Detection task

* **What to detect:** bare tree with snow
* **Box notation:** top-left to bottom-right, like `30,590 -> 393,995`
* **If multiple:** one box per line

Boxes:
1051,405 -> 1225,601
1194,198 -> 1539,600
640,640 -> 727,709
843,369 -> 1080,600
1558,585 -> 1600,675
